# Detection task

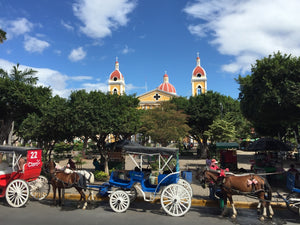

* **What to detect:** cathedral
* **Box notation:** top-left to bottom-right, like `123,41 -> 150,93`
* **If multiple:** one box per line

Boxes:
108,53 -> 207,107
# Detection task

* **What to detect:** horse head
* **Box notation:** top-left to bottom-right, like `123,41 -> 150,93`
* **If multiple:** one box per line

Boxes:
43,159 -> 56,174
195,167 -> 208,188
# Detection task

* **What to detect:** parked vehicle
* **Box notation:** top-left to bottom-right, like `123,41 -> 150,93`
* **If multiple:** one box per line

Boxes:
0,145 -> 50,207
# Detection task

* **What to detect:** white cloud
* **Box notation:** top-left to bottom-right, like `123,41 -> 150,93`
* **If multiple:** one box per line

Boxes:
61,20 -> 74,31
72,0 -> 137,39
0,58 -> 108,98
184,0 -> 300,74
126,83 -> 145,93
82,82 -> 108,93
121,45 -> 135,54
68,47 -> 87,62
24,35 -> 50,53
0,18 -> 34,39
69,76 -> 93,81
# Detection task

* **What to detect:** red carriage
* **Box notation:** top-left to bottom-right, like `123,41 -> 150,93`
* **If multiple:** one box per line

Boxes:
0,145 -> 50,207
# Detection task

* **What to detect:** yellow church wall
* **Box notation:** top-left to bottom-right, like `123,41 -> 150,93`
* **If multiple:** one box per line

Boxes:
192,80 -> 206,96
138,90 -> 175,102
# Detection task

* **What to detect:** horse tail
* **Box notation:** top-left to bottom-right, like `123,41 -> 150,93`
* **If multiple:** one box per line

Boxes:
89,172 -> 95,184
263,177 -> 272,202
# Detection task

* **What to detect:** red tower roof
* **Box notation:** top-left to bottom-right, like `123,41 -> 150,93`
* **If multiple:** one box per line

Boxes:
109,70 -> 124,80
192,66 -> 206,77
157,73 -> 176,94
109,60 -> 124,80
192,56 -> 206,77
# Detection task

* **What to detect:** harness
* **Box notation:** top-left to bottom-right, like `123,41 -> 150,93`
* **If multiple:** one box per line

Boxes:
44,161 -> 82,189
205,170 -> 265,196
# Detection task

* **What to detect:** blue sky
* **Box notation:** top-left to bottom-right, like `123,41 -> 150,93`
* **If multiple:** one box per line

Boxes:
1,0 -> 300,99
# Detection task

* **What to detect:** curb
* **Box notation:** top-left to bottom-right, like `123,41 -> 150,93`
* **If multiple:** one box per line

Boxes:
45,193 -> 287,209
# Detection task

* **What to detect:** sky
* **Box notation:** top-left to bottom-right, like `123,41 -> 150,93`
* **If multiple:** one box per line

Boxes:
1,0 -> 300,99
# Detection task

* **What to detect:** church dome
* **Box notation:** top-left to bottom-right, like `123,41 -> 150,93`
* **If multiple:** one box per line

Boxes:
192,56 -> 206,77
109,60 -> 124,80
157,73 -> 176,94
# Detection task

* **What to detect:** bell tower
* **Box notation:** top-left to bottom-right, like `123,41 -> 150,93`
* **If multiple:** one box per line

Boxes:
191,53 -> 207,96
108,57 -> 125,95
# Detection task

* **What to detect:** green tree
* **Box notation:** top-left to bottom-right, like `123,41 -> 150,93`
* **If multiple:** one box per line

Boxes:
69,91 -> 141,174
139,102 -> 189,147
69,90 -> 96,155
237,52 -> 300,144
19,95 -> 72,157
185,91 -> 223,156
0,64 -> 51,144
204,119 -> 236,143
0,29 -> 6,43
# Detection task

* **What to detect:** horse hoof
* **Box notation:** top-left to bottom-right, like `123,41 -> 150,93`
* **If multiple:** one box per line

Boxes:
231,215 -> 236,219
259,216 -> 265,221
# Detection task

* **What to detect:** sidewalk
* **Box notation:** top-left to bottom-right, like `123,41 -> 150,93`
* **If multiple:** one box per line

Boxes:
48,150 -> 293,209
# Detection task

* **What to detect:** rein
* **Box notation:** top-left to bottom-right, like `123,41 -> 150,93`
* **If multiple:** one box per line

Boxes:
45,161 -> 80,188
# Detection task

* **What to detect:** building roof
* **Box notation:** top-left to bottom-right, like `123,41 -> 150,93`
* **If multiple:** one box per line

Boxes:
192,56 -> 206,77
109,60 -> 124,80
157,73 -> 176,94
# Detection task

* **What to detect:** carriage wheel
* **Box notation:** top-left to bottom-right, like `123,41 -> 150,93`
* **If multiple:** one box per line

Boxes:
109,190 -> 130,213
287,192 -> 300,216
178,179 -> 193,197
5,179 -> 30,208
128,186 -> 137,202
29,175 -> 50,200
161,184 -> 191,217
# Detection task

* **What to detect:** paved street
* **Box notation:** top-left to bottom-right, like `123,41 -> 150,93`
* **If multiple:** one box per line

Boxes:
0,198 -> 300,225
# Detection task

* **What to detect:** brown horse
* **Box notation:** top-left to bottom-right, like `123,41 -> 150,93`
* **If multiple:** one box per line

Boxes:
196,168 -> 274,220
44,160 -> 87,209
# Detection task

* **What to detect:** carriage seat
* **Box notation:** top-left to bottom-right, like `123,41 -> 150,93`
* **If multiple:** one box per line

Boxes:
0,162 -> 12,175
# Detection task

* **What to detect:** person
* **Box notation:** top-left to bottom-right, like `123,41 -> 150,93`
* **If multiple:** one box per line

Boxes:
288,164 -> 299,186
210,159 -> 220,170
18,157 -> 26,171
208,158 -> 219,200
93,158 -> 101,171
206,156 -> 211,168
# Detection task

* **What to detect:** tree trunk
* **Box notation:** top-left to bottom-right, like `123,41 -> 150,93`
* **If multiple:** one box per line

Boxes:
7,121 -> 14,145
0,119 -> 13,145
294,125 -> 300,152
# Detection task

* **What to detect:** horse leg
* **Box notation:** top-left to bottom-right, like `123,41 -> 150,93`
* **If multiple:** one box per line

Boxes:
228,195 -> 237,219
259,194 -> 267,221
76,187 -> 87,210
58,187 -> 62,206
62,188 -> 65,206
87,190 -> 94,201
257,201 -> 261,214
268,203 -> 274,219
52,185 -> 57,206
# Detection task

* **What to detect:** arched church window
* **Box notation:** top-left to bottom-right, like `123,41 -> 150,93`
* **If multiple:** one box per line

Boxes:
113,77 -> 118,81
197,85 -> 202,95
113,88 -> 118,94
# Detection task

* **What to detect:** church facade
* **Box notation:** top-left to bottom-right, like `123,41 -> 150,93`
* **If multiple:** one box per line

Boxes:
108,54 -> 207,106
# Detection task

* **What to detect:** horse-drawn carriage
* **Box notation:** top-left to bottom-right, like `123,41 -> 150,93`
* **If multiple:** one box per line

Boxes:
0,145 -> 50,207
87,145 -> 192,217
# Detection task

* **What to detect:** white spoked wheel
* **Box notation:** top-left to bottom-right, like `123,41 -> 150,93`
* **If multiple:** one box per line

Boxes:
5,179 -> 30,208
109,190 -> 130,213
161,184 -> 191,217
128,186 -> 137,202
29,175 -> 50,200
178,179 -> 193,197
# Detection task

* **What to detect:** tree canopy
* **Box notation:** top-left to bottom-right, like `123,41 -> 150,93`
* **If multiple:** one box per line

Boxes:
237,52 -> 300,142
0,29 -> 6,43
0,64 -> 52,144
139,102 -> 189,147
